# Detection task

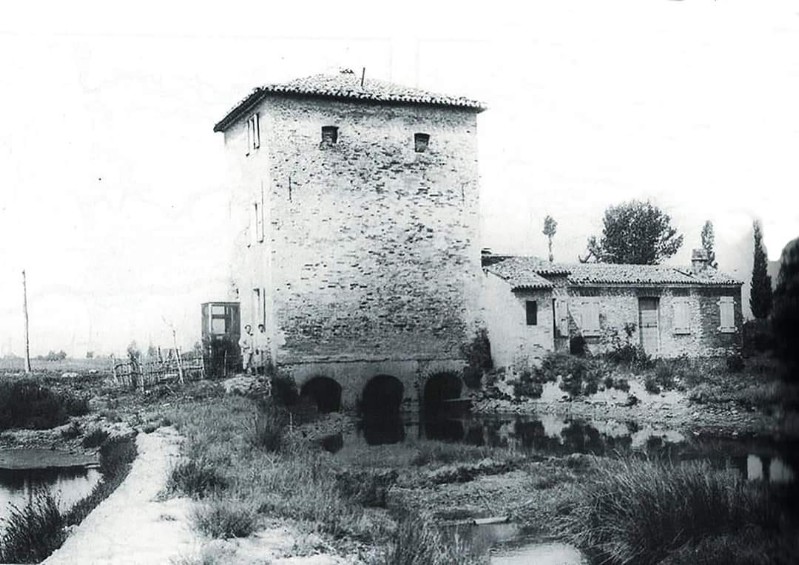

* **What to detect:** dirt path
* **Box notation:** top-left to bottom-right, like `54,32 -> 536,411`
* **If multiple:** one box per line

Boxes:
43,427 -> 198,565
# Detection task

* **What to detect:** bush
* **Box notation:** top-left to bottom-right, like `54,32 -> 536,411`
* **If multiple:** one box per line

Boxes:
0,379 -> 90,431
510,370 -> 544,400
645,375 -> 661,394
555,457 -> 788,565
82,428 -> 110,448
192,499 -> 257,539
726,353 -> 745,373
334,469 -> 398,507
570,335 -> 587,356
166,458 -> 229,498
534,353 -> 603,397
653,361 -> 676,390
460,328 -> 493,389
251,398 -> 288,452
743,319 -> 775,356
0,489 -> 65,563
268,372 -> 299,406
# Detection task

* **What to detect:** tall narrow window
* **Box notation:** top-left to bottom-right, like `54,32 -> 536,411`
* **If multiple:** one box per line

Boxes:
526,301 -> 538,326
252,288 -> 264,329
719,296 -> 736,333
414,133 -> 430,153
253,201 -> 264,243
321,126 -> 338,144
246,113 -> 260,154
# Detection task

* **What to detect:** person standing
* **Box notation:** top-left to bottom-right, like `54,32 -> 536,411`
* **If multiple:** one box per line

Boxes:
255,323 -> 268,375
239,324 -> 254,375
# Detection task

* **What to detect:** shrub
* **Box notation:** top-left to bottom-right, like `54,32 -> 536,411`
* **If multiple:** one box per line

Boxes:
613,378 -> 630,393
192,499 -> 257,539
570,335 -> 587,356
269,372 -> 299,406
460,328 -> 493,389
653,361 -> 676,390
510,370 -> 544,400
252,398 -> 288,452
166,458 -> 229,498
726,353 -> 745,373
82,428 -> 110,448
743,319 -> 775,356
0,379 -> 90,431
60,421 -> 82,440
535,353 -> 603,397
334,469 -> 398,507
555,457 -> 786,565
0,489 -> 65,563
645,375 -> 661,395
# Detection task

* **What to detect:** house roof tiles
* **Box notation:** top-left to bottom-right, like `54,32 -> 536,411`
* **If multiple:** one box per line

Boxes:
485,255 -> 742,289
214,72 -> 486,132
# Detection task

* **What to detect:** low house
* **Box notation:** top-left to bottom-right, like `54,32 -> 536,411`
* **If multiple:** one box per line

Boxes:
482,250 -> 743,369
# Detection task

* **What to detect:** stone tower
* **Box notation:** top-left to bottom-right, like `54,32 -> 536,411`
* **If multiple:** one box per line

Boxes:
214,71 -> 485,409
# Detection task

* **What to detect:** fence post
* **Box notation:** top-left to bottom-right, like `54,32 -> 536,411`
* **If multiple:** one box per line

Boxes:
176,347 -> 185,385
111,354 -> 118,384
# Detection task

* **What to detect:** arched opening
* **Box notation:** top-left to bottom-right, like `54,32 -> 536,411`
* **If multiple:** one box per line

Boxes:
361,375 -> 404,415
422,371 -> 463,413
360,375 -> 405,445
300,376 -> 342,413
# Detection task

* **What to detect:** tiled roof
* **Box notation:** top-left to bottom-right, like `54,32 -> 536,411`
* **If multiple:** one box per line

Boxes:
485,256 -> 742,288
485,258 -> 555,290
214,72 -> 486,132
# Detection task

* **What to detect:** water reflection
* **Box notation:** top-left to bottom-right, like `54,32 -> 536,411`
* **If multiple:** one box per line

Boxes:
352,412 -> 797,484
0,464 -> 101,533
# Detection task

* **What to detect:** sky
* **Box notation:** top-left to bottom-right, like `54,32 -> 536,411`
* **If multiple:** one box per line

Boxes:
1,0 -> 797,356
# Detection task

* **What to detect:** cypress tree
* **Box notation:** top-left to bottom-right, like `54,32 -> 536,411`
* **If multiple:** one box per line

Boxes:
750,220 -> 773,319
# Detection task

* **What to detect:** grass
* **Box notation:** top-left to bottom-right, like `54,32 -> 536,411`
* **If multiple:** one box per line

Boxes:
372,511 -> 487,565
554,456 -> 796,565
0,435 -> 137,563
0,489 -> 65,563
82,427 -> 110,448
165,458 -> 230,498
191,498 -> 258,539
0,378 -> 90,430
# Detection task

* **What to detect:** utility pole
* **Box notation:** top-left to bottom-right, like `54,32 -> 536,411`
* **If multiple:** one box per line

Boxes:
22,270 -> 31,373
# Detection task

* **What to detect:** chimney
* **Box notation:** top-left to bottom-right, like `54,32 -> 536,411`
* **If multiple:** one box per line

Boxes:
691,248 -> 709,275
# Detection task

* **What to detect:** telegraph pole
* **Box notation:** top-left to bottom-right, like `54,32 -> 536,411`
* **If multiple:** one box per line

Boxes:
22,270 -> 31,373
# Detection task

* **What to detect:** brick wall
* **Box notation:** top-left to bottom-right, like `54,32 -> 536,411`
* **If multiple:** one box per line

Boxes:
223,96 -> 482,390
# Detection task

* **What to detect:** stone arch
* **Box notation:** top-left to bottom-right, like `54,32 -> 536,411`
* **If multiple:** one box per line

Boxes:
299,376 -> 342,413
422,371 -> 463,413
361,375 -> 404,415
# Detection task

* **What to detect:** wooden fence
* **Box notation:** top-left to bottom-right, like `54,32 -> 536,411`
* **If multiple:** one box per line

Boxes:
111,349 -> 205,390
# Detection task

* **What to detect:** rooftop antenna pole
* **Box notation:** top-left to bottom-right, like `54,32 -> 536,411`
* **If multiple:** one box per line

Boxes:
360,67 -> 366,88
22,270 -> 31,373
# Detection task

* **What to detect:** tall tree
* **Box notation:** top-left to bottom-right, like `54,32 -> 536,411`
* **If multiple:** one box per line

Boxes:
701,220 -> 718,269
581,200 -> 684,264
750,220 -> 773,319
772,237 -> 799,373
542,215 -> 558,263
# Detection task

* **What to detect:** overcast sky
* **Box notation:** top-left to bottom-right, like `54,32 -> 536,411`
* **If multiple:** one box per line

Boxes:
1,0 -> 797,356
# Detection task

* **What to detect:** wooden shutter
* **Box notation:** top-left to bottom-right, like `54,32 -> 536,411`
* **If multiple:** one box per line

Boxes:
719,297 -> 735,332
672,299 -> 690,334
253,113 -> 260,149
583,299 -> 600,336
556,299 -> 569,337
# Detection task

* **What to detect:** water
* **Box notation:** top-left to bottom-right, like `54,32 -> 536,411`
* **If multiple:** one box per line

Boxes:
343,411 -> 797,484
0,459 -> 101,534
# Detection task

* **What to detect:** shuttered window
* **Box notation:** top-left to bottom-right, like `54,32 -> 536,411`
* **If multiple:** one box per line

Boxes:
672,299 -> 691,335
581,299 -> 601,336
719,297 -> 736,332
246,113 -> 260,154
555,298 -> 569,337
526,301 -> 538,326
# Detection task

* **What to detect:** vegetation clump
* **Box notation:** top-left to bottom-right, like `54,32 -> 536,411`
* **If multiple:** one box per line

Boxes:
461,328 -> 493,389
556,456 -> 794,565
166,457 -> 229,498
0,379 -> 90,431
191,499 -> 258,539
0,489 -> 65,563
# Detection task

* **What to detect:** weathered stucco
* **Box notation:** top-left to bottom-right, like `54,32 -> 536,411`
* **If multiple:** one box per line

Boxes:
222,94 -> 482,408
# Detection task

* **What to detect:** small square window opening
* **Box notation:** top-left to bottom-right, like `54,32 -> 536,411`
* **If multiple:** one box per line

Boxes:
414,133 -> 430,153
321,126 -> 338,144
